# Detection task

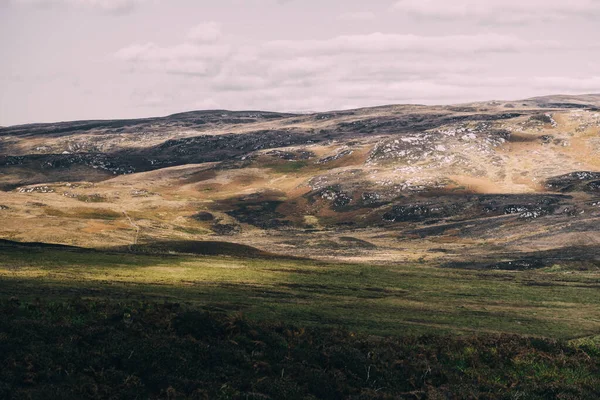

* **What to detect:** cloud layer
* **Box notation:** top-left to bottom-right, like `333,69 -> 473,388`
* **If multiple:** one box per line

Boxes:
392,0 -> 600,23
2,1 -> 600,125
10,0 -> 152,13
111,24 -> 579,112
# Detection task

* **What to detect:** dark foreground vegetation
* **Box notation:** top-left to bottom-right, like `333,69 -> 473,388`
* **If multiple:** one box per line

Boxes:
2,298 -> 599,400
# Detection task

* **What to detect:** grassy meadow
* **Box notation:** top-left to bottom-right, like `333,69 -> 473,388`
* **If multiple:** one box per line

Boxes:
1,241 -> 600,399
2,242 -> 600,338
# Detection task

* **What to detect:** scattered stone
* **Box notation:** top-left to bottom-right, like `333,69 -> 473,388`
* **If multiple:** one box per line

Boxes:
318,149 -> 353,164
17,186 -> 54,194
540,135 -> 554,144
211,224 -> 241,236
314,187 -> 353,208
265,150 -> 314,161
383,203 -> 464,223
131,189 -> 156,197
191,212 -> 215,222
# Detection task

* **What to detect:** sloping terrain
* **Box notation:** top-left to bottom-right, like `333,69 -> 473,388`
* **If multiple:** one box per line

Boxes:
2,239 -> 600,398
1,95 -> 600,268
2,95 -> 600,399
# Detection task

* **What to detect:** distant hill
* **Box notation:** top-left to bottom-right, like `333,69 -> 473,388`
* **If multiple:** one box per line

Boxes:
1,95 -> 599,267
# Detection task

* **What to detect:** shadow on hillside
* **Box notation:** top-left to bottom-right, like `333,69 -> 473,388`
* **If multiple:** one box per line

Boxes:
0,238 -> 306,261
3,296 -> 599,400
442,245 -> 600,271
2,239 -> 600,340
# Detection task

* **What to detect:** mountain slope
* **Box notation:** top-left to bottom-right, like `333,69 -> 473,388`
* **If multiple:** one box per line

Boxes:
1,96 -> 599,267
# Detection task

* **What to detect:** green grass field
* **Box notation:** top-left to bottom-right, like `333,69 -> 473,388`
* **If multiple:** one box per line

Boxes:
2,242 -> 600,339
1,241 -> 600,399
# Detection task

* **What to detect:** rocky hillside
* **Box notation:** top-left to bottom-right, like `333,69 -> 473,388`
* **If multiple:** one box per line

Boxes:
1,95 -> 599,267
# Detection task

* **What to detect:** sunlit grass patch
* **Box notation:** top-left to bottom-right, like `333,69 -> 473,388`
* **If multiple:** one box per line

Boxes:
1,242 -> 600,339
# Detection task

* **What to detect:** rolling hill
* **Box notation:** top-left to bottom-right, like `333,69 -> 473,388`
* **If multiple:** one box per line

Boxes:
1,95 -> 600,269
2,95 -> 600,399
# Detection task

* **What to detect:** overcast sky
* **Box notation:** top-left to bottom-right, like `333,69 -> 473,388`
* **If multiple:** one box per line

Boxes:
1,0 -> 600,126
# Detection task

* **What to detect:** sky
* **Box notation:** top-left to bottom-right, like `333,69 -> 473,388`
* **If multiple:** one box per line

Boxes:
1,0 -> 600,126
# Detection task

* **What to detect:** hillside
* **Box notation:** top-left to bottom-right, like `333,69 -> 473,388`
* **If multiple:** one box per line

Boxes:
2,95 -> 600,399
1,95 -> 600,269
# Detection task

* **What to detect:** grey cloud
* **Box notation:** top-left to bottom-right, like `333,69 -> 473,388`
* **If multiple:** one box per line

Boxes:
337,11 -> 376,21
164,61 -> 212,77
339,59 -> 485,82
115,39 -> 232,77
115,43 -> 232,63
10,0 -> 153,13
210,74 -> 269,92
262,33 -> 560,57
3,0 -> 600,126
115,23 -> 231,75
392,0 -> 600,23
267,57 -> 333,81
531,76 -> 600,92
113,25 -> 574,112
187,22 -> 222,44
